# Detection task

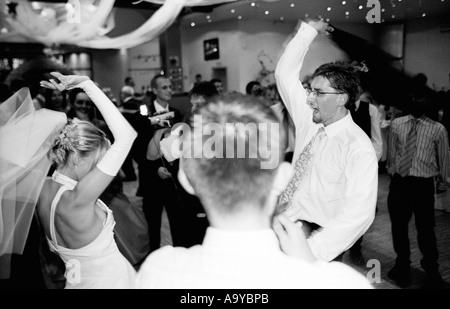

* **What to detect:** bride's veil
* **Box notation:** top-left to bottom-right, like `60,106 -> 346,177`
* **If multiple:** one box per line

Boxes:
0,88 -> 67,279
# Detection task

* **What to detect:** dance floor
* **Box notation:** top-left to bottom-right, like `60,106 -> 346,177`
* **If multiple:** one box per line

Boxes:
123,169 -> 450,289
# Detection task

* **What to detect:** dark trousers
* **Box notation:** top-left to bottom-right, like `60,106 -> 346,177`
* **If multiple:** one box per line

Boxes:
143,180 -> 184,253
121,153 -> 136,180
387,174 -> 439,273
349,235 -> 364,253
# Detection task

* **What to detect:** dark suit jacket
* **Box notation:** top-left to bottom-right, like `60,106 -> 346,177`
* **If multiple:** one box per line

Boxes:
128,102 -> 181,191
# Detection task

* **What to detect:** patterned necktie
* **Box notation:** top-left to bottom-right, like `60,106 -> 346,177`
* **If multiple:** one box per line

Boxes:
398,120 -> 418,177
278,127 -> 326,207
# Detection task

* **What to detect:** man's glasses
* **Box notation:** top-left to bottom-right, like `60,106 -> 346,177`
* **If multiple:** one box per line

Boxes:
305,88 -> 344,98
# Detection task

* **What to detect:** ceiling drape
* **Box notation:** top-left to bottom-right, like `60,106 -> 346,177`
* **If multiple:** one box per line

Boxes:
0,0 -> 237,49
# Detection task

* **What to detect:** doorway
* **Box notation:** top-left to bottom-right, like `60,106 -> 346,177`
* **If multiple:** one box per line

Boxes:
212,67 -> 227,93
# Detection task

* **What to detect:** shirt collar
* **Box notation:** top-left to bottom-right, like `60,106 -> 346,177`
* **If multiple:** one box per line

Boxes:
405,114 -> 428,125
154,100 -> 169,113
323,112 -> 353,139
202,227 -> 281,253
123,96 -> 133,103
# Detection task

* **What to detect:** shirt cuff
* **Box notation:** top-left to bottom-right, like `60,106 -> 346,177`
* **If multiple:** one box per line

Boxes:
297,22 -> 319,46
307,236 -> 329,261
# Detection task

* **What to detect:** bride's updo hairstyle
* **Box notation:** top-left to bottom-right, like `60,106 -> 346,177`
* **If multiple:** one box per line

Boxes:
48,119 -> 111,168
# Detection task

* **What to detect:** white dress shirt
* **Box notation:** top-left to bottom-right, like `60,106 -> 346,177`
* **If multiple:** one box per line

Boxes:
275,22 -> 378,261
366,103 -> 383,161
136,227 -> 373,289
154,100 -> 169,113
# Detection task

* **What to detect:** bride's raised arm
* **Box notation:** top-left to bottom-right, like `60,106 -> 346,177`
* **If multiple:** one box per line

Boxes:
41,72 -> 137,205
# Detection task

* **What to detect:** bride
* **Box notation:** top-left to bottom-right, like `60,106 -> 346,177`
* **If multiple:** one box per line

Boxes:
38,72 -> 138,288
37,72 -> 138,288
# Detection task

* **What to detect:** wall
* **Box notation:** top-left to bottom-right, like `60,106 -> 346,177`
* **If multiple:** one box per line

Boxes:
180,19 -> 375,93
180,19 -> 241,92
91,48 -> 128,101
91,7 -> 156,100
404,19 -> 450,91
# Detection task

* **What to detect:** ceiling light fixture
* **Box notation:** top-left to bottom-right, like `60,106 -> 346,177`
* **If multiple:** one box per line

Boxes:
290,3 -> 295,8
342,1 -> 346,5
359,5 -> 363,9
231,9 -> 235,13
327,7 -> 331,11
265,10 -> 269,15
190,22 -> 195,27
251,2 -> 255,7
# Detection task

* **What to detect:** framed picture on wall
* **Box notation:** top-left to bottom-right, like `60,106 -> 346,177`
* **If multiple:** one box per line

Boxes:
204,38 -> 219,61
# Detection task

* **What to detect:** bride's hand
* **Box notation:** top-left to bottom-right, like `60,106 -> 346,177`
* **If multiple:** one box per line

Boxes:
40,72 -> 90,91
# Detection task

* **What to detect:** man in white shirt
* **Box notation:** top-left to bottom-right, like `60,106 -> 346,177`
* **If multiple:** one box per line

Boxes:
136,93 -> 373,289
275,19 -> 378,262
348,90 -> 383,264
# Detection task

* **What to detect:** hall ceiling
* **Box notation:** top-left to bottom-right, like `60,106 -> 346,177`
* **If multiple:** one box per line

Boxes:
180,0 -> 450,26
20,0 -> 450,24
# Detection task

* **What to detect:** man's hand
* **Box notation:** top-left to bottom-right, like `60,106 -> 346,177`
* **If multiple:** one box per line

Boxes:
273,214 -> 315,262
40,72 -> 89,91
306,18 -> 334,35
436,181 -> 448,194
157,166 -> 172,179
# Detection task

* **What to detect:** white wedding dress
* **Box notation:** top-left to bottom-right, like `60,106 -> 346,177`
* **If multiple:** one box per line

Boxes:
47,171 -> 137,289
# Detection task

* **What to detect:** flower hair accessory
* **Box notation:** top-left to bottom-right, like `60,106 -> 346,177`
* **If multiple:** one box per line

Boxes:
352,60 -> 369,73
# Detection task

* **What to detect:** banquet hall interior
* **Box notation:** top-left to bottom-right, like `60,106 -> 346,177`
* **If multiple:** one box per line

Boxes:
1,0 -> 450,289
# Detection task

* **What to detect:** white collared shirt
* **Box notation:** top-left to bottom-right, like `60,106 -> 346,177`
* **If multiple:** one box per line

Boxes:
275,22 -> 378,261
136,227 -> 372,289
154,100 -> 169,113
